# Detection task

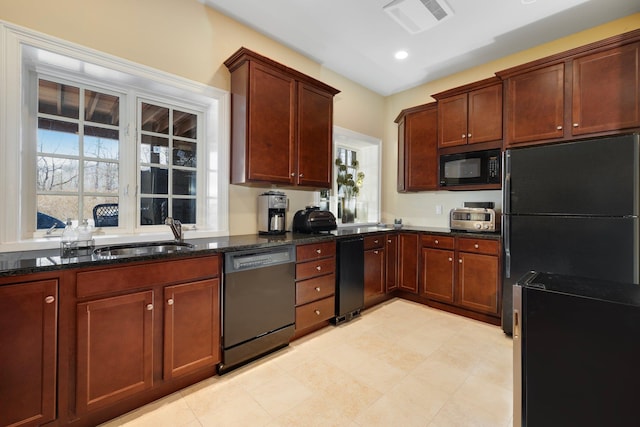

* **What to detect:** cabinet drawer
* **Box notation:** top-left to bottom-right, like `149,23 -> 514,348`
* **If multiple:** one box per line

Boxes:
296,258 -> 335,281
76,255 -> 220,298
295,296 -> 335,330
296,274 -> 335,305
421,234 -> 455,250
457,238 -> 500,255
296,241 -> 335,262
363,235 -> 384,250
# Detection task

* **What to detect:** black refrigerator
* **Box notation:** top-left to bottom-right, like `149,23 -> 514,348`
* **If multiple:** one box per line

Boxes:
513,271 -> 640,426
502,134 -> 640,334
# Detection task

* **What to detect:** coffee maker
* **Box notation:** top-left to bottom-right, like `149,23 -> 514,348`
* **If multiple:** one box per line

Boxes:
258,191 -> 287,235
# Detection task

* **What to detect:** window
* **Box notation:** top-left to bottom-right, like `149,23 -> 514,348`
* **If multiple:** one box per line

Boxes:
0,23 -> 229,249
36,78 -> 121,229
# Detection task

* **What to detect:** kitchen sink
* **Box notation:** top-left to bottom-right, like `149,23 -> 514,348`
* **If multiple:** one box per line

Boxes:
93,241 -> 194,258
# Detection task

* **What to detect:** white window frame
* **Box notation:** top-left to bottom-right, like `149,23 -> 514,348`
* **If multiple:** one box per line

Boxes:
0,21 -> 230,252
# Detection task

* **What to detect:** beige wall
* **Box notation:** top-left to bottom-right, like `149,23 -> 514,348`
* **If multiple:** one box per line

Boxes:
0,1 -> 638,233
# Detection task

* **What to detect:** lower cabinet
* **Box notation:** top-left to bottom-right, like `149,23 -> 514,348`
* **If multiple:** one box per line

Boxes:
294,241 -> 336,336
385,233 -> 399,292
364,234 -> 385,306
72,255 -> 221,422
421,234 -> 501,319
0,277 -> 58,427
398,232 -> 419,293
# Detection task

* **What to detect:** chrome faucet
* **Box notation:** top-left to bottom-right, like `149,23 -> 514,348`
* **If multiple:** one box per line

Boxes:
165,217 -> 183,242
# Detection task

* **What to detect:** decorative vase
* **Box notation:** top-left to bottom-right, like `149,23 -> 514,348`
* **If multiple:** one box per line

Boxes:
341,197 -> 355,223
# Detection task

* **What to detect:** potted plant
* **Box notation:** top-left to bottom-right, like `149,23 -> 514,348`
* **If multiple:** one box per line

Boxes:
335,157 -> 365,223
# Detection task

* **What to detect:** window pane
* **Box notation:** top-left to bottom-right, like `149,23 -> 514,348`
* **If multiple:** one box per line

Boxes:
85,90 -> 119,126
140,197 -> 168,225
141,103 -> 169,134
173,110 -> 197,138
37,156 -> 79,191
85,197 -> 118,227
36,195 -> 78,229
84,161 -> 118,193
140,134 -> 169,165
173,199 -> 196,224
38,79 -> 79,119
173,140 -> 197,167
38,119 -> 79,155
84,126 -> 119,160
140,167 -> 168,194
172,170 -> 196,195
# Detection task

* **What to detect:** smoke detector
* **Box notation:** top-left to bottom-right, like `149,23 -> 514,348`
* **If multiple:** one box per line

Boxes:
383,0 -> 454,34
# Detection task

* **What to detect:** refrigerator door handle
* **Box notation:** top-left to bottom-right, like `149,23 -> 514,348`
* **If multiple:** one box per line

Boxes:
503,215 -> 511,279
513,285 -> 522,427
503,150 -> 511,215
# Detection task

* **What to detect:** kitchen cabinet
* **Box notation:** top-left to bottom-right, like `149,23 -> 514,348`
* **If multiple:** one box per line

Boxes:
225,47 -> 340,188
421,234 -> 501,320
364,234 -> 385,306
0,278 -> 58,427
398,232 -> 419,293
294,241 -> 336,336
498,31 -> 640,147
72,255 -> 221,419
433,77 -> 502,149
395,103 -> 438,192
385,233 -> 399,292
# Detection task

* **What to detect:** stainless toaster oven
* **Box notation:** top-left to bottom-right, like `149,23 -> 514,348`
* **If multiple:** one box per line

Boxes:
450,207 -> 499,232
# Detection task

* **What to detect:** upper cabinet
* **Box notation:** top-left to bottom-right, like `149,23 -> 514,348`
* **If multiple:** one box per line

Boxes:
224,48 -> 340,189
395,102 -> 439,192
432,77 -> 503,149
498,30 -> 640,147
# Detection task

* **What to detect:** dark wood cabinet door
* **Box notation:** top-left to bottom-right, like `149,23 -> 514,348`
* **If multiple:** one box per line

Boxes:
572,42 -> 640,136
397,104 -> 438,192
385,234 -> 398,292
244,62 -> 296,184
364,248 -> 385,302
468,83 -> 502,144
457,252 -> 499,315
296,82 -> 333,188
76,291 -> 154,413
505,63 -> 565,145
0,279 -> 57,427
398,233 -> 419,293
438,93 -> 467,148
164,278 -> 220,380
421,248 -> 455,303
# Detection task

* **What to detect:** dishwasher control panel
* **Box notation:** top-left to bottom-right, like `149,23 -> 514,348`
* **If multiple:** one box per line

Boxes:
225,245 -> 295,272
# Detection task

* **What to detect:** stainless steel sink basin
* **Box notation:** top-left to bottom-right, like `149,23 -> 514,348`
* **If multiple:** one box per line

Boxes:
93,241 -> 194,258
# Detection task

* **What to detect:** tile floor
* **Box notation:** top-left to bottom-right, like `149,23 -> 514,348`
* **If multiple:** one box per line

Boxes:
100,298 -> 513,427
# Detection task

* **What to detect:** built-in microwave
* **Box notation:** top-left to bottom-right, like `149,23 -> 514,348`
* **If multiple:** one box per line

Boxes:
439,149 -> 501,188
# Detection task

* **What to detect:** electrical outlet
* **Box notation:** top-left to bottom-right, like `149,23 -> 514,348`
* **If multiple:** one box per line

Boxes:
435,205 -> 443,215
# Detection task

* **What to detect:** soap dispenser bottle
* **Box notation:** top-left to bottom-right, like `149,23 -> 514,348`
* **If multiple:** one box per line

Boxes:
61,218 -> 77,243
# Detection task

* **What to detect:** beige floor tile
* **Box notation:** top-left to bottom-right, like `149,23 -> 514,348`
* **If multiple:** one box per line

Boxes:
247,372 -> 314,417
102,391 -> 198,427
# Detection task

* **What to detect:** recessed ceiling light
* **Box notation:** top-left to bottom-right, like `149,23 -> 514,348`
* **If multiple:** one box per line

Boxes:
395,50 -> 409,60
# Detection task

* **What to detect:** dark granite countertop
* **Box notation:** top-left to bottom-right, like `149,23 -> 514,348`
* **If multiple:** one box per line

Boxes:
0,226 -> 500,278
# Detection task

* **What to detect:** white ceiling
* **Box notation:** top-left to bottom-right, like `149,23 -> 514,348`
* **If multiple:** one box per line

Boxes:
203,0 -> 640,96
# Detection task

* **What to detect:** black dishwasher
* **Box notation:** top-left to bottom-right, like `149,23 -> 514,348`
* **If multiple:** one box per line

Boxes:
220,245 -> 295,373
334,236 -> 364,324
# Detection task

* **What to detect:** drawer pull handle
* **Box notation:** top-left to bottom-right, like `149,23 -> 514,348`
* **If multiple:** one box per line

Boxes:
167,299 -> 174,306
434,239 -> 439,244
556,125 -> 563,130
374,250 -> 379,254
374,239 -> 379,244
314,309 -> 321,315
146,304 -> 154,311
387,239 -> 391,243
315,287 -> 321,292
474,244 -> 479,249
316,265 -> 322,271
316,249 -> 322,254
45,295 -> 55,304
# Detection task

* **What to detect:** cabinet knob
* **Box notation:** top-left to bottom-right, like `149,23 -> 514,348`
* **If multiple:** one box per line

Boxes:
299,173 -> 304,178
291,173 -> 295,177
461,134 -> 466,138
387,239 -> 391,243
146,304 -> 154,311
374,239 -> 379,244
434,239 -> 439,244
315,287 -> 321,292
167,298 -> 174,306
316,265 -> 322,271
316,249 -> 322,254
467,133 -> 472,138
573,123 -> 579,127
374,250 -> 379,254
556,125 -> 563,130
474,243 -> 479,249
448,257 -> 452,262
314,309 -> 321,315
459,259 -> 463,264
45,295 -> 55,304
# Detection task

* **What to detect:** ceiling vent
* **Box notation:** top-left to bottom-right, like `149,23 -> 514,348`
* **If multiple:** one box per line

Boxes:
383,0 -> 454,34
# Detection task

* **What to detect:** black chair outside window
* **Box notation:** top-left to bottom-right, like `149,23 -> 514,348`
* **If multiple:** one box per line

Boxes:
93,203 -> 119,227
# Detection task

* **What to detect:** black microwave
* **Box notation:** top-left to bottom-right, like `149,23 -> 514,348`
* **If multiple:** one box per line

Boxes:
439,149 -> 501,187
